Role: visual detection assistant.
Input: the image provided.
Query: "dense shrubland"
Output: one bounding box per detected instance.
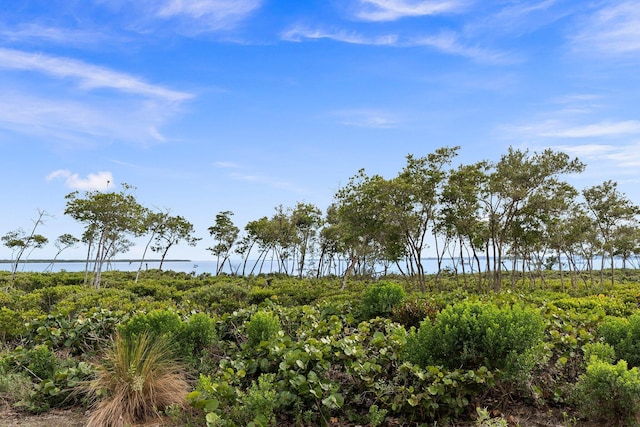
[2,269,640,426]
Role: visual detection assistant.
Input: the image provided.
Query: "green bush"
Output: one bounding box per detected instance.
[246,311,281,347]
[177,312,217,359]
[574,358,640,424]
[599,314,640,367]
[0,344,57,381]
[183,283,249,314]
[391,295,440,328]
[0,307,25,341]
[361,281,405,319]
[119,308,182,340]
[583,342,616,364]
[405,300,544,376]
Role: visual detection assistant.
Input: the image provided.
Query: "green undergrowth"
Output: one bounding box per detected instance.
[2,270,640,425]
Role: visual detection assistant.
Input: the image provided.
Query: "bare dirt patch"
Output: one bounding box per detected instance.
[0,407,87,427]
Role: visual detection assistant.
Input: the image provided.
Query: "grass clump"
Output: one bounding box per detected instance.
[84,332,190,427]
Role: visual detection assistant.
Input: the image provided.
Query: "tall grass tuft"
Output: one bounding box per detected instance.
[84,332,190,427]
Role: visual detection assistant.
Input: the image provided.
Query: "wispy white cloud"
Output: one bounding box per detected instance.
[229,172,304,193]
[0,47,192,102]
[0,89,177,145]
[282,25,508,62]
[572,1,640,55]
[282,26,398,45]
[46,169,114,190]
[98,0,263,35]
[327,109,401,128]
[0,24,114,46]
[553,143,640,168]
[464,0,567,37]
[409,32,513,63]
[514,120,640,138]
[351,0,468,22]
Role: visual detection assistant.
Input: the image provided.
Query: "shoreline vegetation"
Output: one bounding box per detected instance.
[2,269,640,426]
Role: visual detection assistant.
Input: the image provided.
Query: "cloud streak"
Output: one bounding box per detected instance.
[327,109,401,128]
[512,120,640,139]
[103,0,264,35]
[572,1,640,55]
[351,0,468,21]
[0,47,192,102]
[282,25,507,62]
[229,172,304,193]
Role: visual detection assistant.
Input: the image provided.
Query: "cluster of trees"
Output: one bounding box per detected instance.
[3,146,640,290]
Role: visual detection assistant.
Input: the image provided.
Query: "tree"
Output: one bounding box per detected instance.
[150,214,199,272]
[582,180,640,288]
[393,147,459,290]
[439,162,489,291]
[331,169,401,287]
[482,147,585,291]
[64,184,146,288]
[208,211,239,275]
[290,202,323,278]
[1,209,49,284]
[44,233,80,272]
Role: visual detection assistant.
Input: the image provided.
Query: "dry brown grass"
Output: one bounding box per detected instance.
[84,332,189,427]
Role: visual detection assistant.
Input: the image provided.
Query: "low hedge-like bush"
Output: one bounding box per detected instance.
[361,281,405,319]
[405,300,544,377]
[575,358,640,424]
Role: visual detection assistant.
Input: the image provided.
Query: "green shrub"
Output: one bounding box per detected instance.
[246,311,281,347]
[574,358,640,424]
[177,312,217,359]
[599,314,640,367]
[119,309,182,340]
[361,281,405,319]
[0,307,25,341]
[0,369,33,408]
[0,344,57,381]
[405,300,544,376]
[183,283,249,314]
[391,295,439,328]
[583,342,616,364]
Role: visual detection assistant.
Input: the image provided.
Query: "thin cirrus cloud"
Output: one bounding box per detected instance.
[571,1,640,55]
[46,170,114,191]
[0,24,115,46]
[351,0,469,21]
[281,26,399,45]
[0,89,172,145]
[537,120,640,138]
[328,109,401,128]
[282,26,506,63]
[553,143,640,169]
[114,0,264,34]
[0,47,192,102]
[229,172,304,193]
[505,119,640,139]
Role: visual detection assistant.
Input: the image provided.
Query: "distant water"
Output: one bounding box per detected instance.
[0,259,448,275]
[1,257,636,276]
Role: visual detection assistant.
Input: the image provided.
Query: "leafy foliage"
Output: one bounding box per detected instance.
[405,300,545,377]
[360,280,406,319]
[574,358,640,424]
[246,311,281,347]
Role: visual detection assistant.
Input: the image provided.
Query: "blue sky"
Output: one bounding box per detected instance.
[1,0,640,261]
